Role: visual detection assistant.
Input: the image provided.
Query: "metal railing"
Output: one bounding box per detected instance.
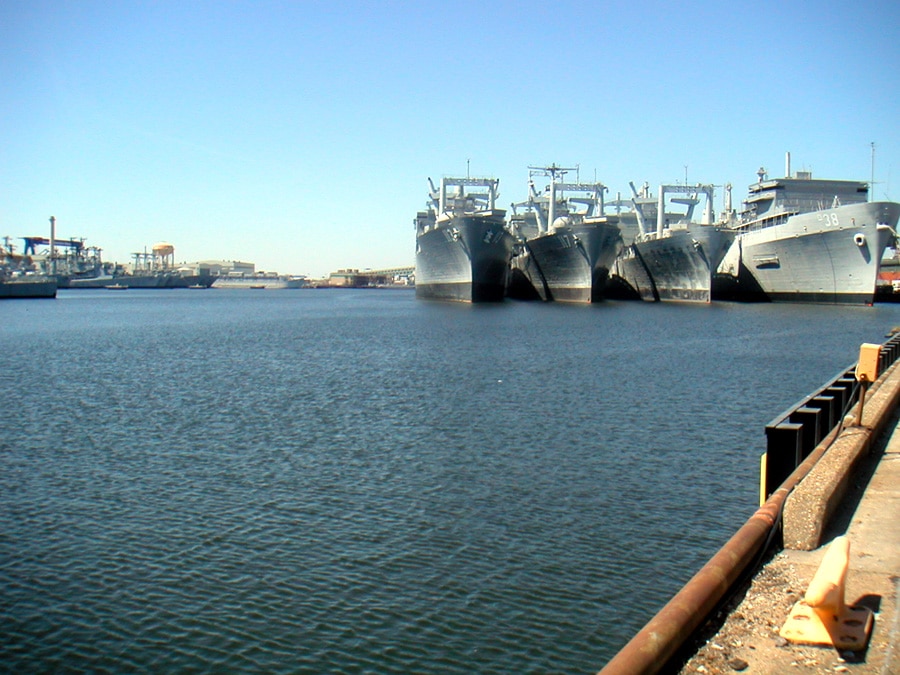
[762,330,900,499]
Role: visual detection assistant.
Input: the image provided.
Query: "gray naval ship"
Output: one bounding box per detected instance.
[415,176,514,302]
[609,182,736,302]
[0,268,57,298]
[715,155,900,304]
[22,231,215,289]
[507,165,622,303]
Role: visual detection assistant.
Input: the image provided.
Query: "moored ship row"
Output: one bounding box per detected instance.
[4,229,310,292]
[416,157,900,305]
[15,233,219,290]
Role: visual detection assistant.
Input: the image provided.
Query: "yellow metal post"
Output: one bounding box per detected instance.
[759,452,767,507]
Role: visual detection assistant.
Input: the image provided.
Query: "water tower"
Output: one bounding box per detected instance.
[152,242,175,270]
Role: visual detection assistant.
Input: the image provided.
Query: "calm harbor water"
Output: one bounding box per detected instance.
[2,289,899,673]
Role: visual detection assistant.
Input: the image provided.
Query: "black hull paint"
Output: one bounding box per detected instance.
[510,222,621,303]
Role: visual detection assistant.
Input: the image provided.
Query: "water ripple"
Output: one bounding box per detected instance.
[2,292,897,673]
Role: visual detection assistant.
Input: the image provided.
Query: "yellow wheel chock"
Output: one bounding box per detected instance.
[779,535,873,650]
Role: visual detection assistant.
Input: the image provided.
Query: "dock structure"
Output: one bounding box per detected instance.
[325,266,414,287]
[678,400,900,674]
[598,334,900,675]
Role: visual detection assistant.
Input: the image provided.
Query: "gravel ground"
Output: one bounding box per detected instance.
[677,434,897,675]
[677,551,876,674]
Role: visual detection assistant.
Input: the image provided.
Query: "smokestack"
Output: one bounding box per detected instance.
[785,152,791,178]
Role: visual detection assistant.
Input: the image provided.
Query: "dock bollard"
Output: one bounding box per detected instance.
[779,536,873,650]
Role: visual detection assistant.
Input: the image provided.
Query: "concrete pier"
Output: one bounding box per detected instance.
[678,367,900,674]
[599,340,900,675]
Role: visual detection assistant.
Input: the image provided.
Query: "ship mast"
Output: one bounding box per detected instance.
[528,164,575,231]
[871,142,875,202]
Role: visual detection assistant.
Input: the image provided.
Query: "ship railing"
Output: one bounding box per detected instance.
[738,211,796,233]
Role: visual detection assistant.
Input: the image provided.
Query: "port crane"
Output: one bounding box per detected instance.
[22,236,86,256]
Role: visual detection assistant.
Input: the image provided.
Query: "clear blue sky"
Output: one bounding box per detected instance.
[2,0,898,277]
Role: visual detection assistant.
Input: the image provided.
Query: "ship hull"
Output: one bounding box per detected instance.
[0,277,57,299]
[524,231,590,303]
[68,274,166,288]
[606,247,659,301]
[630,227,736,302]
[577,221,623,302]
[415,214,513,302]
[62,271,215,288]
[716,201,900,304]
[507,246,549,301]
[212,276,306,289]
[510,222,621,303]
[166,273,216,288]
